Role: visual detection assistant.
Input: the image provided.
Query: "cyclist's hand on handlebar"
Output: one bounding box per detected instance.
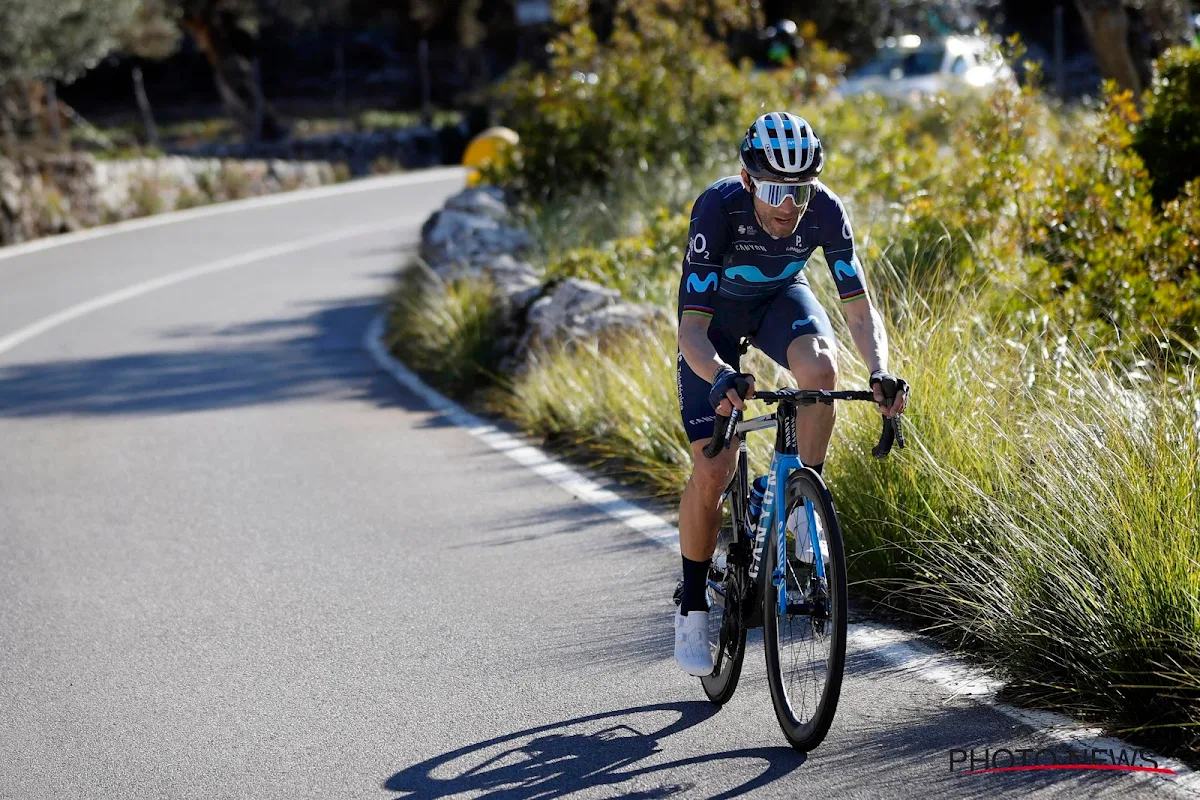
[870,369,909,419]
[709,366,756,417]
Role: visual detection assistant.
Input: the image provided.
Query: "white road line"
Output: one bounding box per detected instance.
[0,221,401,357]
[365,313,1200,795]
[0,166,465,264]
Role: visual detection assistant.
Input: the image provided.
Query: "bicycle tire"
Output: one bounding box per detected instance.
[701,457,751,705]
[762,468,848,751]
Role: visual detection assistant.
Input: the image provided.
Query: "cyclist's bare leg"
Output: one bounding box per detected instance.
[787,334,839,467]
[678,438,738,561]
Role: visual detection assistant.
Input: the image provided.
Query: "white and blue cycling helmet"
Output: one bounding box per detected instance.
[739,112,823,210]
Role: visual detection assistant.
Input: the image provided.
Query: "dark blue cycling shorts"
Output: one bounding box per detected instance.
[677,279,835,443]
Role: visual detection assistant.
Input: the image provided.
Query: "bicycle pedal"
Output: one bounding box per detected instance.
[672,578,683,606]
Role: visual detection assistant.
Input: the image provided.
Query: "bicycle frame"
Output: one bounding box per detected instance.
[736,399,826,620]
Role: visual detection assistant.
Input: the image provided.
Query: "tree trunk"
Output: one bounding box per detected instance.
[1074,0,1144,94]
[180,11,287,144]
[132,65,160,149]
[46,81,62,149]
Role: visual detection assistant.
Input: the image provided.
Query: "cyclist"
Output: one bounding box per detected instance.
[674,111,909,676]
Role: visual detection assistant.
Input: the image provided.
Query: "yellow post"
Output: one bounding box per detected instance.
[461,127,519,186]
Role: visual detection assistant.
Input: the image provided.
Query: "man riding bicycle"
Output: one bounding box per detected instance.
[674,111,909,676]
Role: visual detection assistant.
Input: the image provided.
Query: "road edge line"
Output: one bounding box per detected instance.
[0,166,466,264]
[364,311,1200,793]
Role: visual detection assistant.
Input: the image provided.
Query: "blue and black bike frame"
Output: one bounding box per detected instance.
[739,397,825,619]
[706,387,901,621]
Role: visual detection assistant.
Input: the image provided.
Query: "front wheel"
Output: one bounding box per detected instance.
[763,468,848,751]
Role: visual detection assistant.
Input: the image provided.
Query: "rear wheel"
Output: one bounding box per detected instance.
[701,455,751,705]
[763,468,847,751]
[701,527,748,704]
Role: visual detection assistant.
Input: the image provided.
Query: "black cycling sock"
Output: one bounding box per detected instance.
[808,461,824,475]
[680,555,711,615]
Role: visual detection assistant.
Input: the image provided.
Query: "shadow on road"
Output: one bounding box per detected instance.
[0,296,436,417]
[383,701,805,799]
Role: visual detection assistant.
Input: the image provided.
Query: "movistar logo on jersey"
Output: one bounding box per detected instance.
[725,260,806,283]
[833,259,858,280]
[792,315,818,331]
[687,272,718,293]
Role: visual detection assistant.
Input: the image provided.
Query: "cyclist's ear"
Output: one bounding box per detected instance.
[740,169,752,192]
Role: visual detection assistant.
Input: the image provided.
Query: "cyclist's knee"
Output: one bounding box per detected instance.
[789,336,838,389]
[687,442,736,499]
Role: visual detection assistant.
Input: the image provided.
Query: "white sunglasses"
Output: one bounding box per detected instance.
[747,176,815,208]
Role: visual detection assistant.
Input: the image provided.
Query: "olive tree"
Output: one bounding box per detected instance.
[0,0,139,146]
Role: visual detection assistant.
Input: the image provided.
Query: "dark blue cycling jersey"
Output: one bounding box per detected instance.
[674,175,869,443]
[678,176,866,321]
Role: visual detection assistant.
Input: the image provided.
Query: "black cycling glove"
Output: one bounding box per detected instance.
[709,365,754,411]
[869,369,909,407]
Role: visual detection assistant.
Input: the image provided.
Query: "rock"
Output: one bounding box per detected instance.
[515,278,668,357]
[509,283,548,313]
[576,302,671,337]
[524,278,622,342]
[444,187,509,221]
[488,254,542,301]
[420,208,530,272]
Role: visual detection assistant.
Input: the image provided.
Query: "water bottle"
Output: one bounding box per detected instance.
[748,475,769,533]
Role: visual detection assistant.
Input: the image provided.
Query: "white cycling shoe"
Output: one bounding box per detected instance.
[674,610,714,676]
[787,505,830,564]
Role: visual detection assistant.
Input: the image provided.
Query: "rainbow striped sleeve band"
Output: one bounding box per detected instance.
[682,305,714,319]
[840,288,867,304]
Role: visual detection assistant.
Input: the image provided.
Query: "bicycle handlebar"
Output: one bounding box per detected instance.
[701,409,740,459]
[702,387,906,460]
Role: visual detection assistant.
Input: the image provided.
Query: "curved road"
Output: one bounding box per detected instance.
[0,170,1182,799]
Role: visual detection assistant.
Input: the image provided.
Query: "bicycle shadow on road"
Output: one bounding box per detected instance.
[383,701,805,799]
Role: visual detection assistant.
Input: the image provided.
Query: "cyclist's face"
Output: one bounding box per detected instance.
[742,170,802,238]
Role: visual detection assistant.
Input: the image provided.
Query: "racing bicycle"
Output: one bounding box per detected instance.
[678,381,904,751]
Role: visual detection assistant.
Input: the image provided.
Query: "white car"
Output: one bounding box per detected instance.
[836,35,1013,100]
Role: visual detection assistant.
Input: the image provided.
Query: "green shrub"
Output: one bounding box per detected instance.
[829,291,1200,748]
[1134,46,1200,205]
[544,206,689,304]
[386,266,508,400]
[485,1,835,203]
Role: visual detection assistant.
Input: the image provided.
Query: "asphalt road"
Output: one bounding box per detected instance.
[0,170,1185,799]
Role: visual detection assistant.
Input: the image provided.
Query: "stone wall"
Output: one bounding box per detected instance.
[180,128,444,177]
[0,152,338,247]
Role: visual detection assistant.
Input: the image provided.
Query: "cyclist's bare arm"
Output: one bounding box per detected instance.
[841,289,906,417]
[841,291,888,375]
